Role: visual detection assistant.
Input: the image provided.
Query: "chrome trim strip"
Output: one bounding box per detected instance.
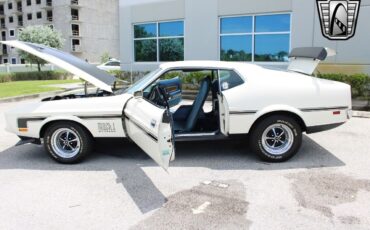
[175,132,218,138]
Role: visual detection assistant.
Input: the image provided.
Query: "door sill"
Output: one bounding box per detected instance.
[174,131,228,142]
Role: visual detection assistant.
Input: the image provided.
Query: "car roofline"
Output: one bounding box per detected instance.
[159,61,262,71]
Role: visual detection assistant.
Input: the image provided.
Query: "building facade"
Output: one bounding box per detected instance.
[119,0,370,74]
[0,0,119,64]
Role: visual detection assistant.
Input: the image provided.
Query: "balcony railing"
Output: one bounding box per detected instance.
[72,30,79,36]
[72,44,82,52]
[47,17,53,22]
[17,7,22,12]
[1,24,6,29]
[71,15,79,21]
[46,1,52,7]
[0,10,4,15]
[71,0,79,5]
[2,49,7,55]
[18,21,23,26]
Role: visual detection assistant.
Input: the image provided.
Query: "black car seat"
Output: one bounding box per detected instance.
[174,77,211,132]
[211,79,219,113]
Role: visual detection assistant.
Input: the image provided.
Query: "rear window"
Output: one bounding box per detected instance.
[219,70,244,91]
[107,61,120,66]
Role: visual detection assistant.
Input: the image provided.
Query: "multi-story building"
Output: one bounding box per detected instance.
[119,0,370,74]
[0,0,119,64]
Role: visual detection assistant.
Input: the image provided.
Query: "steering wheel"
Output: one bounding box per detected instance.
[148,85,168,107]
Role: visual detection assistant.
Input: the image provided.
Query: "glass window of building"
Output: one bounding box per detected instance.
[220,14,291,62]
[27,13,32,20]
[9,29,15,37]
[36,12,42,19]
[27,0,32,6]
[9,16,13,23]
[134,21,184,62]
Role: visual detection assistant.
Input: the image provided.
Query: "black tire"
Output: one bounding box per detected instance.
[249,115,302,162]
[43,122,94,164]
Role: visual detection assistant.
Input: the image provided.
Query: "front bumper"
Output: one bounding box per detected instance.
[16,136,42,146]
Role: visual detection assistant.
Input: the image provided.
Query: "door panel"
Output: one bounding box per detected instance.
[124,98,175,170]
[218,94,229,135]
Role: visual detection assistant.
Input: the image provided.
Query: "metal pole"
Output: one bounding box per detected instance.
[130,63,133,84]
[84,81,88,96]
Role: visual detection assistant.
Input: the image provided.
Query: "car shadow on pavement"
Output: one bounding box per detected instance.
[0,135,345,213]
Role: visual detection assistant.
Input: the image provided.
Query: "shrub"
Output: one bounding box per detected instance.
[161,71,210,84]
[348,74,370,97]
[0,70,72,83]
[108,70,150,83]
[318,73,370,98]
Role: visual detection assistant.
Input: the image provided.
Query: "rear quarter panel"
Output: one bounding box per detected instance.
[225,67,351,134]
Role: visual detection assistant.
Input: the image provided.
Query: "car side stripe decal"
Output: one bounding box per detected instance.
[124,115,158,142]
[17,115,122,129]
[300,106,348,112]
[229,106,348,115]
[18,117,46,128]
[78,115,122,119]
[229,111,257,115]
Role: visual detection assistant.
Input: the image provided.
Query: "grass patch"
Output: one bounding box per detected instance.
[0,80,81,99]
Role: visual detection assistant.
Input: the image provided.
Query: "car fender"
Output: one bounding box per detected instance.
[249,104,306,132]
[36,115,90,138]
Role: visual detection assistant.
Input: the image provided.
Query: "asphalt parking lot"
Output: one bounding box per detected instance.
[0,100,370,230]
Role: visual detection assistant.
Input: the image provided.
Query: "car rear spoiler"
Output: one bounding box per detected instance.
[287,47,336,75]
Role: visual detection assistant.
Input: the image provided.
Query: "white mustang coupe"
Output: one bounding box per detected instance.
[2,41,352,169]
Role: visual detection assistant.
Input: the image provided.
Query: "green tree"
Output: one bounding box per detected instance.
[159,38,184,61]
[100,52,110,63]
[18,25,64,71]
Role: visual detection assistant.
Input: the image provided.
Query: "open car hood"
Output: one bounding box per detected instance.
[1,40,117,92]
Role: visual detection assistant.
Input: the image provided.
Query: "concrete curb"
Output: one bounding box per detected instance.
[353,111,370,119]
[0,90,66,103]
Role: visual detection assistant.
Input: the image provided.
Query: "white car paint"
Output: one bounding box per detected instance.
[1,41,116,92]
[287,47,336,75]
[2,41,352,169]
[97,60,121,71]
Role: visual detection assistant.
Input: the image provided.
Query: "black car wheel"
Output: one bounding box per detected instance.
[43,122,93,164]
[250,115,302,162]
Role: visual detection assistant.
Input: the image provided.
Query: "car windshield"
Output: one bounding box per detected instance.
[115,68,162,94]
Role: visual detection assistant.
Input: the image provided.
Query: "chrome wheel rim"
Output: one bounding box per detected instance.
[51,128,81,158]
[261,124,294,156]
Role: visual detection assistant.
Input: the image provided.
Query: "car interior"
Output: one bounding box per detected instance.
[143,69,220,134]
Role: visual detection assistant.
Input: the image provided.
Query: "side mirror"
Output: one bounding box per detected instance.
[134,90,143,98]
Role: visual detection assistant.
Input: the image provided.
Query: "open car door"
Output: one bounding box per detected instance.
[124,96,175,171]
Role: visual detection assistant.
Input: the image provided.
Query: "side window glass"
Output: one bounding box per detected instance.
[107,61,120,66]
[219,70,244,91]
[143,69,214,108]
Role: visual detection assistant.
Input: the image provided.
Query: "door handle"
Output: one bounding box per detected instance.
[150,119,156,128]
